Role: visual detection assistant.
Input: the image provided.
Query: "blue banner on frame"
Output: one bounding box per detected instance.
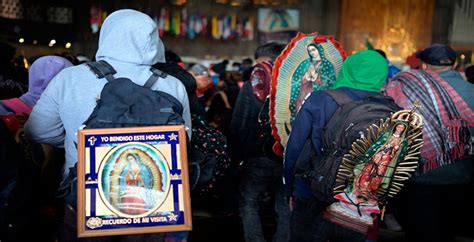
[82,129,186,231]
[85,211,186,230]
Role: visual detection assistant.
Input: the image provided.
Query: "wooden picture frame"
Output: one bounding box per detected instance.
[77,125,192,237]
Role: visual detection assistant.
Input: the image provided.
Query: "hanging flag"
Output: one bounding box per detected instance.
[236,19,244,38]
[218,16,224,39]
[194,14,201,34]
[244,17,254,41]
[243,18,249,40]
[90,6,102,34]
[181,8,187,38]
[170,10,179,35]
[153,15,160,37]
[164,8,170,32]
[202,15,208,35]
[249,17,254,40]
[231,13,237,31]
[170,10,175,34]
[223,16,231,40]
[212,16,218,39]
[158,8,166,37]
[175,10,181,36]
[188,15,196,39]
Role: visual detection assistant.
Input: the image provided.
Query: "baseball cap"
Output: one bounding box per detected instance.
[190,64,209,76]
[416,44,456,66]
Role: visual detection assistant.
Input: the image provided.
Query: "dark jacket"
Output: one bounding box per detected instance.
[0,63,26,100]
[231,81,265,160]
[154,62,204,116]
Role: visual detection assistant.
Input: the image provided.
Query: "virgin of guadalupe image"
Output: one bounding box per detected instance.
[260,9,296,32]
[270,33,345,155]
[326,108,423,232]
[289,43,337,123]
[106,151,166,216]
[334,122,409,218]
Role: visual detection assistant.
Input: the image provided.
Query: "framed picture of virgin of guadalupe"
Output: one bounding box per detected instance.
[77,125,192,237]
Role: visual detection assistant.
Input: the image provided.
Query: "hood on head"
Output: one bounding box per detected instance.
[332,50,388,92]
[22,55,72,107]
[29,56,73,91]
[95,9,165,65]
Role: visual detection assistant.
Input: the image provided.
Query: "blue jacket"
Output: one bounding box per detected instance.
[283,87,379,199]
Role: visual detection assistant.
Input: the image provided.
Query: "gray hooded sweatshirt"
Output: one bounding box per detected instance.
[25,9,191,177]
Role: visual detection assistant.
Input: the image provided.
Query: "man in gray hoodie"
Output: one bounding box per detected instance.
[25,9,191,181]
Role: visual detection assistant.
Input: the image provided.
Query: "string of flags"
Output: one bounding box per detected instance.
[156,8,209,39]
[210,14,254,40]
[89,6,254,41]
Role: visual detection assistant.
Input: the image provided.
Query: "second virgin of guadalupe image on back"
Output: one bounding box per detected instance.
[98,143,171,218]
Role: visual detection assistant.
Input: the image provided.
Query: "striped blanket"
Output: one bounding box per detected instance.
[385,69,474,173]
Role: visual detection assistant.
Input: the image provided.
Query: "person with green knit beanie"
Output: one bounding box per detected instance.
[284,49,393,242]
[332,50,388,92]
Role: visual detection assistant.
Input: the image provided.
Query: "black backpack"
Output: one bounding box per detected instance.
[189,114,231,195]
[57,60,185,207]
[299,89,400,205]
[0,78,26,100]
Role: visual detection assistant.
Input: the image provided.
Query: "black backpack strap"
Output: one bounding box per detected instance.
[143,68,168,89]
[325,89,354,106]
[85,60,117,82]
[257,96,270,123]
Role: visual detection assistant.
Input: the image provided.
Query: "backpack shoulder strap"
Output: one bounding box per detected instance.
[143,68,168,89]
[1,98,32,115]
[85,60,117,82]
[257,96,270,123]
[325,89,353,106]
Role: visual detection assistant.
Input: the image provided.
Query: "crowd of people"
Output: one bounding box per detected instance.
[0,8,473,242]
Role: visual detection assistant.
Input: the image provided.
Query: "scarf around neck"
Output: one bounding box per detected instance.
[385,69,474,172]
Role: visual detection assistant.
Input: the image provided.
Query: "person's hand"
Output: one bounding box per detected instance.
[289,196,295,211]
